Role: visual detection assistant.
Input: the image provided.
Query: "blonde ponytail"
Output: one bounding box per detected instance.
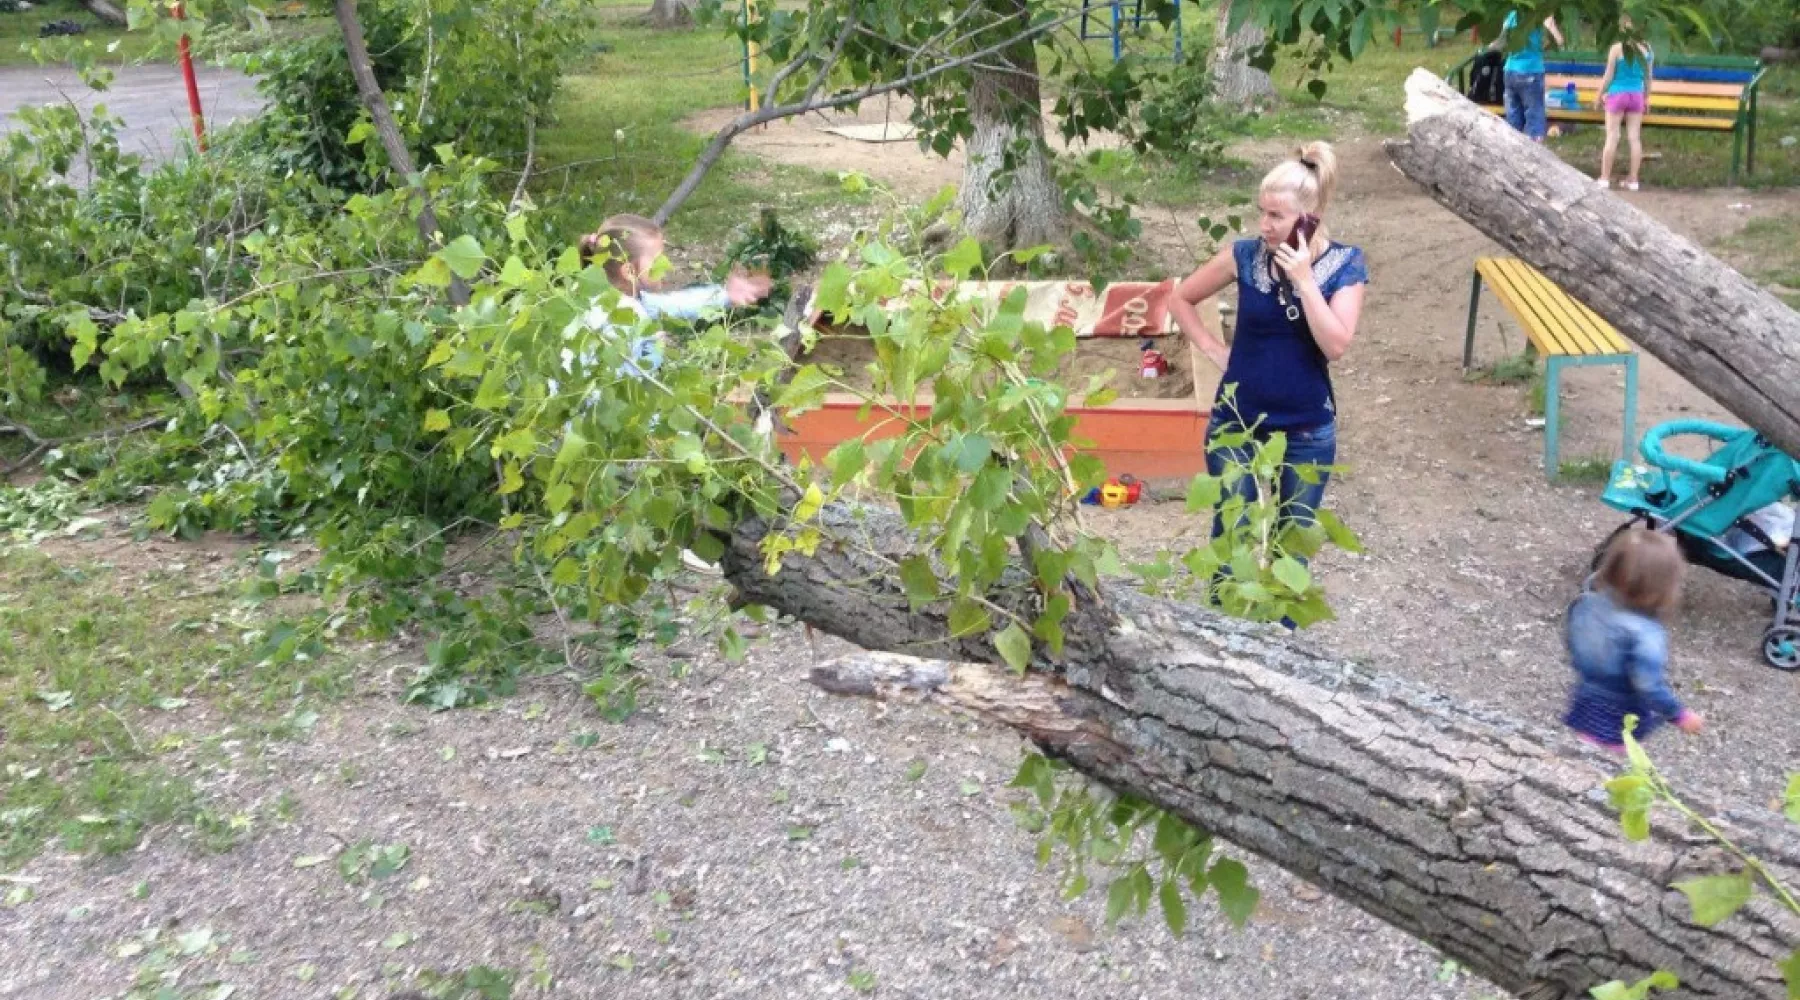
[1260,141,1339,253]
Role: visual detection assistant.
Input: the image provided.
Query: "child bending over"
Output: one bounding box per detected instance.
[1565,527,1702,749]
[567,213,771,382]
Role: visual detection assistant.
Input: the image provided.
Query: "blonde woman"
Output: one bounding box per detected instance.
[1168,142,1368,616]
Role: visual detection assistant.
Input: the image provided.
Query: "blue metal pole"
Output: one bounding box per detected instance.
[1173,0,1183,62]
[1111,0,1122,62]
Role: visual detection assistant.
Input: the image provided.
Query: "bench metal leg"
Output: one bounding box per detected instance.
[1732,120,1744,185]
[1622,352,1639,463]
[1749,90,1759,175]
[1463,270,1483,370]
[1544,356,1563,479]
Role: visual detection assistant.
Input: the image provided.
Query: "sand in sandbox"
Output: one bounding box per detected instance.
[801,330,1198,402]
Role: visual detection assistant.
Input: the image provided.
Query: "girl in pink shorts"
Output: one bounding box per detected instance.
[1596,19,1654,191]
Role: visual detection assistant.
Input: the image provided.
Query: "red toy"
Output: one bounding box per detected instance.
[1139,339,1170,379]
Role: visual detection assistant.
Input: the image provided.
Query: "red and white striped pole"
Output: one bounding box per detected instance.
[173,2,206,150]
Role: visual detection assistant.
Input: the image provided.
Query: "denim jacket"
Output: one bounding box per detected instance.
[1564,590,1683,740]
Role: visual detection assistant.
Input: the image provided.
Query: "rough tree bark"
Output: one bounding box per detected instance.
[331,0,470,307]
[1210,2,1276,108]
[958,0,1066,250]
[719,504,1800,999]
[1386,69,1800,458]
[646,0,699,29]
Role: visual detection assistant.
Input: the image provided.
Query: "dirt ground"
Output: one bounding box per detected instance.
[8,102,1800,1000]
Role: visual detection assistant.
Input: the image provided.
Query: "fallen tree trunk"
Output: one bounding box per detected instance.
[82,0,127,27]
[1385,69,1800,459]
[721,504,1800,999]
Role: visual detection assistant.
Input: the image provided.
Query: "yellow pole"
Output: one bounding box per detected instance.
[747,0,761,113]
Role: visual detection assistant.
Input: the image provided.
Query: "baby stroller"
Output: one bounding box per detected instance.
[1597,420,1800,670]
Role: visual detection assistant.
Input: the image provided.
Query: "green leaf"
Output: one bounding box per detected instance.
[793,483,825,523]
[1605,774,1655,842]
[1105,871,1135,927]
[897,556,940,611]
[947,433,992,475]
[1271,556,1311,594]
[1784,774,1800,825]
[422,409,451,432]
[1185,474,1222,513]
[948,599,992,638]
[776,364,832,412]
[720,627,748,662]
[1209,858,1258,927]
[1158,878,1187,937]
[411,256,453,289]
[1673,872,1752,928]
[439,235,486,280]
[1779,949,1800,1000]
[498,255,533,287]
[968,466,1011,511]
[943,237,983,279]
[827,438,867,488]
[994,623,1032,674]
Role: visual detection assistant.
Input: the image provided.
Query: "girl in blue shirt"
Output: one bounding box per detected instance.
[1168,142,1368,579]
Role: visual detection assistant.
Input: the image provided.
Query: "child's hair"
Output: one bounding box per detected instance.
[1596,527,1684,617]
[579,213,663,285]
[1260,141,1338,251]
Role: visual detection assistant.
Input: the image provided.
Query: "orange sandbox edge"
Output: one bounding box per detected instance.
[776,393,1211,486]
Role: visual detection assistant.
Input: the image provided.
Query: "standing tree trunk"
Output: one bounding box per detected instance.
[1385,70,1800,457]
[646,0,699,28]
[717,502,1800,1000]
[1210,1,1276,108]
[331,0,470,307]
[958,0,1066,250]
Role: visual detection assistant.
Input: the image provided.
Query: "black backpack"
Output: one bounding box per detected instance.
[1466,49,1505,106]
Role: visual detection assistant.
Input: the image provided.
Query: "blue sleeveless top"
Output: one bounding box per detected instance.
[1607,45,1652,95]
[1214,238,1369,432]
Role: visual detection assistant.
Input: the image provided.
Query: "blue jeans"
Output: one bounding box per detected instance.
[1205,422,1337,629]
[1204,421,1337,541]
[1504,71,1547,141]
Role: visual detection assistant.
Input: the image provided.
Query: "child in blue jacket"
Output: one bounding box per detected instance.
[1565,528,1703,749]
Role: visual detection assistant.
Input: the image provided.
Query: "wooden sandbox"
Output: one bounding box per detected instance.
[779,281,1222,486]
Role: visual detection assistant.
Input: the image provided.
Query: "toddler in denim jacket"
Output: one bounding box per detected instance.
[1565,528,1703,749]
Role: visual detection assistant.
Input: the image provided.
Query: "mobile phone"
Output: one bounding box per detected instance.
[1285,213,1321,251]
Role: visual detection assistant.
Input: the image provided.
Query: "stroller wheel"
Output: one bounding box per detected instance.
[1765,625,1800,672]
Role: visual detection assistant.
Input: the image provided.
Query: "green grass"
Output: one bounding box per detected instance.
[531,17,865,256]
[1,2,330,69]
[1557,455,1616,484]
[1074,147,1257,210]
[1466,350,1539,386]
[0,544,342,867]
[0,0,162,67]
[1713,211,1800,308]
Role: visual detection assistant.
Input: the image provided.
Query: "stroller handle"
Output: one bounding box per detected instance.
[1640,419,1744,485]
